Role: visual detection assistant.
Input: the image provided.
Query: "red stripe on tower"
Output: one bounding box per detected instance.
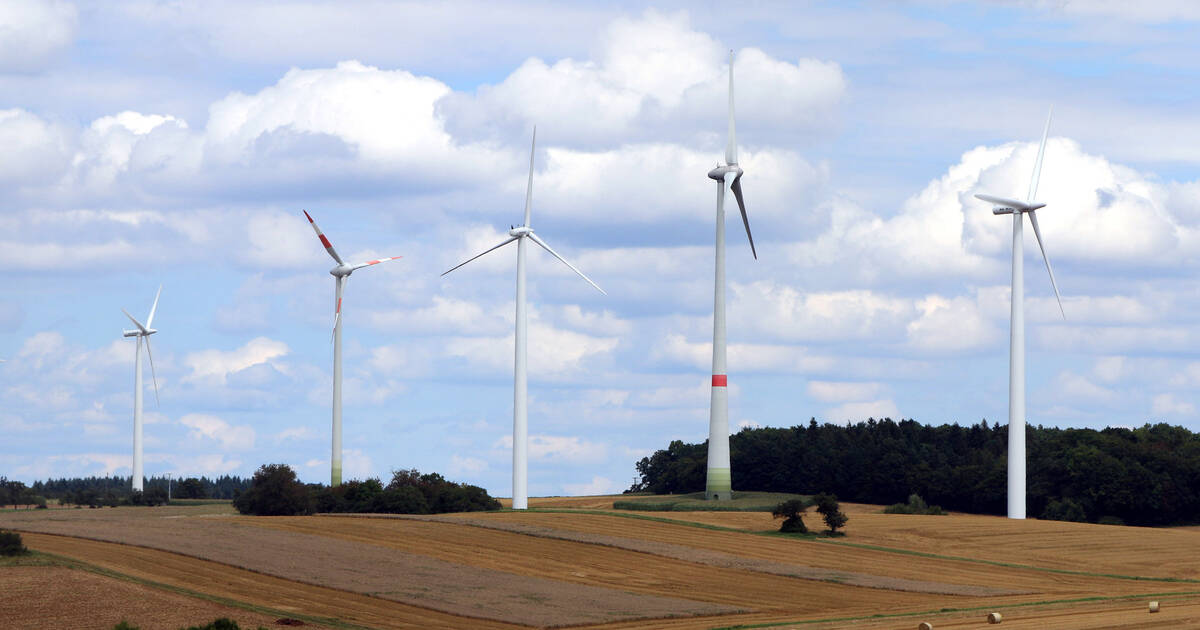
[712,374,727,387]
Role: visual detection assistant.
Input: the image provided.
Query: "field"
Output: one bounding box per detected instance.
[3,497,1200,629]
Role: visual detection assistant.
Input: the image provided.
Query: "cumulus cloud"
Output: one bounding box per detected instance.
[183,337,289,385]
[561,475,619,496]
[179,413,256,450]
[825,399,902,423]
[0,0,77,73]
[807,381,885,403]
[494,434,607,463]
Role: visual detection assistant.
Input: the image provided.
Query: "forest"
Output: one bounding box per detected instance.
[628,419,1200,526]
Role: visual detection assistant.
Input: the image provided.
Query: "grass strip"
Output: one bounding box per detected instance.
[520,508,1200,584]
[709,590,1200,629]
[8,549,369,630]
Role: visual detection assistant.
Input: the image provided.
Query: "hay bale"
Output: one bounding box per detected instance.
[987,612,1003,623]
[918,623,933,630]
[1149,601,1160,613]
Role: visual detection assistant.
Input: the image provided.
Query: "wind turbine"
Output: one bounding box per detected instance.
[303,210,402,487]
[442,128,605,510]
[121,286,162,493]
[975,107,1064,520]
[704,51,757,501]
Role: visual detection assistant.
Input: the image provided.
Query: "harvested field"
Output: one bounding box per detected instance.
[1,510,733,627]
[0,565,305,630]
[5,503,1200,629]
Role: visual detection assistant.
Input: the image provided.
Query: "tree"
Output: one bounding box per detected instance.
[233,464,312,516]
[0,530,28,556]
[177,478,207,499]
[772,499,809,533]
[814,493,848,533]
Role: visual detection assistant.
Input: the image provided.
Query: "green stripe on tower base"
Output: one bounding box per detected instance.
[706,468,731,500]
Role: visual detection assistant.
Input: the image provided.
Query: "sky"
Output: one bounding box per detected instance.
[4,0,1200,497]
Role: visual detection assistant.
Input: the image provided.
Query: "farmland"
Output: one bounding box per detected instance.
[3,498,1200,629]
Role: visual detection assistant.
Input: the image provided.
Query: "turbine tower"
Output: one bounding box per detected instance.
[705,51,757,501]
[974,107,1064,519]
[121,286,162,493]
[442,128,605,510]
[303,210,402,486]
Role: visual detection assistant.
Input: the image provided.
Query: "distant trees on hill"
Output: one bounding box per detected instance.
[30,474,250,504]
[232,464,501,516]
[629,419,1200,526]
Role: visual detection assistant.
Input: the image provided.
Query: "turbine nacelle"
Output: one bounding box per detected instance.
[508,226,533,238]
[707,164,743,181]
[329,264,354,278]
[123,329,156,338]
[976,193,1046,215]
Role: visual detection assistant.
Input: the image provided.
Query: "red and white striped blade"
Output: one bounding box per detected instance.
[303,210,344,265]
[351,256,402,271]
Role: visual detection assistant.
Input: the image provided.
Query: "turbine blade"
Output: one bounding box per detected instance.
[303,210,345,265]
[122,308,149,334]
[527,233,606,295]
[146,284,162,328]
[1027,210,1065,319]
[726,50,737,166]
[1027,106,1053,202]
[524,127,536,228]
[145,337,160,407]
[729,174,756,260]
[975,194,1034,212]
[331,276,345,344]
[441,236,519,276]
[350,256,402,271]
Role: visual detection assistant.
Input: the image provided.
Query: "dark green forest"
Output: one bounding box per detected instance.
[629,419,1200,526]
[21,475,251,506]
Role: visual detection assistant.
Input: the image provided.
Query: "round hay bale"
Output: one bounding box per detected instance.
[1149,601,1160,613]
[919,623,933,630]
[987,612,1003,624]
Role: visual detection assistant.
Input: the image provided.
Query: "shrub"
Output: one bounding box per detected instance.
[1041,498,1087,523]
[0,530,28,556]
[883,493,946,515]
[814,493,848,534]
[772,499,809,533]
[1098,515,1126,526]
[233,464,312,516]
[111,622,139,630]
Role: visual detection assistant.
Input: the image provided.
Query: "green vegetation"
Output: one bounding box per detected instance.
[814,493,848,534]
[234,464,312,516]
[883,493,947,515]
[0,530,28,556]
[312,469,500,514]
[629,419,1200,526]
[613,491,808,512]
[1,477,46,508]
[771,499,809,533]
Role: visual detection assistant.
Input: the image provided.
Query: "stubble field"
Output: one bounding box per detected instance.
[3,496,1200,629]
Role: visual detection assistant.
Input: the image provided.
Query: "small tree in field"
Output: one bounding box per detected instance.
[814,493,848,534]
[0,530,28,556]
[772,499,809,533]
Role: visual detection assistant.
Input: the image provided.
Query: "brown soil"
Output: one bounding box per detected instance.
[0,565,303,630]
[1,510,736,628]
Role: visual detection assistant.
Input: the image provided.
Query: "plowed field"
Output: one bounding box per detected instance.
[4,499,1200,629]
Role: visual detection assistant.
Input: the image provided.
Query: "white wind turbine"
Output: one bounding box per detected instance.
[442,128,605,510]
[304,210,402,487]
[974,107,1064,520]
[121,286,162,492]
[705,51,757,501]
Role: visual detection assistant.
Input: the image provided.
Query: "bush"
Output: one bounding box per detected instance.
[1098,515,1126,526]
[1041,498,1087,522]
[814,493,848,534]
[309,469,500,515]
[0,530,28,556]
[883,493,946,515]
[772,499,809,533]
[233,464,312,516]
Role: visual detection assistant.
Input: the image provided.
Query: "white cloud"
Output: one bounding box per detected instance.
[562,475,619,496]
[906,294,1001,353]
[0,109,72,185]
[449,455,488,475]
[179,413,256,450]
[493,434,607,463]
[0,0,77,72]
[807,381,885,403]
[275,426,317,442]
[1152,393,1195,417]
[183,337,289,385]
[825,399,901,422]
[445,319,617,376]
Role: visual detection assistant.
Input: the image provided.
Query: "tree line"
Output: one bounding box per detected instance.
[629,419,1200,526]
[30,474,251,504]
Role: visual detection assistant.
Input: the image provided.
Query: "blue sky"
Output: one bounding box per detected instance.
[4,1,1200,497]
